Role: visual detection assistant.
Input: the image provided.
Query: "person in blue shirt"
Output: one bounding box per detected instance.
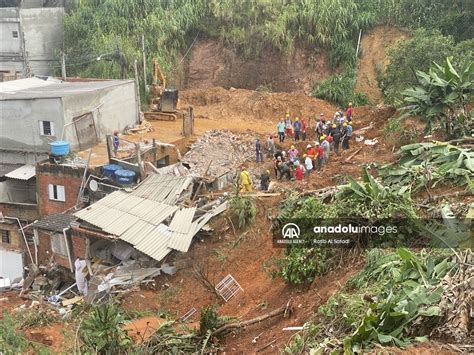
[293,118,302,141]
[277,120,286,143]
[113,129,119,156]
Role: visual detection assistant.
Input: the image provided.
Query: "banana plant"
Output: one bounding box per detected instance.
[400,56,473,137]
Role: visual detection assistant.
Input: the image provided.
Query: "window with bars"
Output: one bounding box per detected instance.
[39,121,55,136]
[1,230,10,244]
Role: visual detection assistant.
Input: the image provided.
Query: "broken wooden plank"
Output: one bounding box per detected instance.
[62,295,83,306]
[344,147,362,163]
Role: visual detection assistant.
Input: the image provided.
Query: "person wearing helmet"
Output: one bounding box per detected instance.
[239,165,253,192]
[341,122,352,150]
[260,169,271,191]
[346,102,354,122]
[277,119,286,143]
[293,117,301,141]
[303,153,313,177]
[306,143,316,168]
[301,117,308,141]
[285,113,293,138]
[294,160,304,181]
[288,145,299,163]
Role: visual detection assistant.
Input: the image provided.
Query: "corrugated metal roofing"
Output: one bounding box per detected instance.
[169,207,196,234]
[134,224,172,262]
[132,174,193,204]
[73,174,227,261]
[5,165,36,180]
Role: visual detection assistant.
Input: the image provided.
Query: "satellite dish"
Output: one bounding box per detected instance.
[89,179,99,192]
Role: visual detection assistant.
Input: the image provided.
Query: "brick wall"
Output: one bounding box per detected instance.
[36,229,87,270]
[37,163,85,216]
[0,202,39,221]
[0,221,22,252]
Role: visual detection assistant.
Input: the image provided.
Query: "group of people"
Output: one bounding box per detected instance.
[242,104,355,191]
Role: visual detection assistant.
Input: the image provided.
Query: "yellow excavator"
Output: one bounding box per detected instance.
[144,59,183,121]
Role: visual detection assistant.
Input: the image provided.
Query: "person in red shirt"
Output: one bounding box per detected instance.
[294,162,304,181]
[346,102,354,122]
[316,142,324,173]
[306,144,316,168]
[301,118,308,141]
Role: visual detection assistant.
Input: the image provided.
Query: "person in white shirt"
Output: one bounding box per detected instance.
[303,154,313,177]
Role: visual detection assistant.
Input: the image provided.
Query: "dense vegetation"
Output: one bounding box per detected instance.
[63,0,473,109]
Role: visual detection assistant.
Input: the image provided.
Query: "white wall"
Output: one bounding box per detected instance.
[62,81,138,150]
[0,249,24,280]
[0,97,64,153]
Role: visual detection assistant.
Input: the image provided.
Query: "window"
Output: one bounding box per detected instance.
[157,155,170,168]
[12,31,18,38]
[51,233,68,257]
[1,230,10,244]
[25,231,34,244]
[39,121,55,136]
[48,184,65,202]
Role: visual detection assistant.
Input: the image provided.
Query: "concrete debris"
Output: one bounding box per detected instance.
[364,138,378,145]
[161,263,177,275]
[182,130,255,180]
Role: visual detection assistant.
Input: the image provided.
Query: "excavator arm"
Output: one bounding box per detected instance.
[152,59,166,88]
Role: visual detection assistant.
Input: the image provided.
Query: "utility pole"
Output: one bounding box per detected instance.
[133,59,141,124]
[142,34,147,89]
[61,50,67,80]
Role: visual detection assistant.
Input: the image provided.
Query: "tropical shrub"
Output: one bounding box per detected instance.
[400,57,473,137]
[229,194,257,229]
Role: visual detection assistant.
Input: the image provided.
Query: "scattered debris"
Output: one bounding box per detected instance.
[182,130,255,180]
[180,307,197,322]
[215,274,243,302]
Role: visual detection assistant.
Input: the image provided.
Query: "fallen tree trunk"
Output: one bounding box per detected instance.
[211,300,293,337]
[344,147,362,163]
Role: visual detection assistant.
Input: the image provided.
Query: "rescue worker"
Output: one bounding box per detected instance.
[113,129,119,156]
[306,143,316,168]
[315,114,324,141]
[288,145,299,163]
[304,153,313,177]
[342,122,353,150]
[332,123,341,155]
[239,165,253,192]
[279,161,291,180]
[267,135,276,157]
[256,137,263,162]
[301,117,308,141]
[294,161,304,181]
[321,135,330,164]
[293,117,301,141]
[285,114,293,138]
[346,102,354,122]
[316,141,324,173]
[277,119,285,143]
[260,170,271,191]
[273,155,281,178]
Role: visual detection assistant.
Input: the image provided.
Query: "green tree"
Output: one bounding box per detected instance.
[380,29,455,104]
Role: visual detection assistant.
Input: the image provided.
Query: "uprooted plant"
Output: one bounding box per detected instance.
[378,142,474,194]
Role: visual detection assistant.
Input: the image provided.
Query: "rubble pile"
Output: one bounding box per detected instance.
[182,130,256,179]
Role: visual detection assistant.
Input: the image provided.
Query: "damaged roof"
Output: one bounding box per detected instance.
[132,174,193,204]
[32,213,77,233]
[73,173,227,262]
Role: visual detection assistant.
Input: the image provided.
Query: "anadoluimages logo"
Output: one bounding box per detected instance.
[282,223,300,239]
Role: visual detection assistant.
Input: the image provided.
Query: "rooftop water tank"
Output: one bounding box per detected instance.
[114,169,136,185]
[102,164,122,179]
[50,141,70,156]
